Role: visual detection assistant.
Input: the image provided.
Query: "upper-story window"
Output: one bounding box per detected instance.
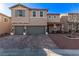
[69,16,72,18]
[16,10,25,17]
[48,16,51,18]
[4,18,8,22]
[40,11,43,17]
[32,11,36,17]
[53,16,56,18]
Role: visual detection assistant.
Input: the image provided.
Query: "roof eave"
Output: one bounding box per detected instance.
[9,3,30,9]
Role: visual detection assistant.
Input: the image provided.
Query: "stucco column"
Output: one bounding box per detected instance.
[78,24,79,32]
[12,26,14,32]
[68,24,70,32]
[61,24,64,33]
[71,23,76,33]
[45,26,48,35]
[53,24,57,33]
[72,23,74,31]
[24,26,26,35]
[10,26,15,35]
[75,23,77,32]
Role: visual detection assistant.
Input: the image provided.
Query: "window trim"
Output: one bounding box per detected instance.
[15,10,25,17]
[40,11,43,17]
[4,18,8,22]
[53,16,56,18]
[32,10,36,17]
[48,16,51,18]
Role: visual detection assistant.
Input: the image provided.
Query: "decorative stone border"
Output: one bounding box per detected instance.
[64,36,79,39]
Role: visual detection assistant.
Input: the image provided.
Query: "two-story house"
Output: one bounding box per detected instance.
[67,13,79,32]
[2,3,79,35]
[9,4,47,35]
[0,13,11,36]
[60,13,79,33]
[47,14,61,33]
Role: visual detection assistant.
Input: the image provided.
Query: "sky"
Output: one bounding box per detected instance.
[0,3,79,16]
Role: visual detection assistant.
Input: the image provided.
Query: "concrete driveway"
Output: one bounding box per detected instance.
[0,35,58,49]
[1,35,79,56]
[0,35,60,56]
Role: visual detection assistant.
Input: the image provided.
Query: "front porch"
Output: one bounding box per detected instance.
[47,22,64,34]
[47,22,79,34]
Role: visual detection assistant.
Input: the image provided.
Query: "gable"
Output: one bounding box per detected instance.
[9,4,30,9]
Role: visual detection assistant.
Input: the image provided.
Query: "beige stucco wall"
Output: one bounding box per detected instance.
[67,14,79,31]
[11,6,30,24]
[47,14,60,22]
[11,6,47,26]
[60,15,69,32]
[48,25,60,33]
[60,14,79,32]
[0,14,11,35]
[47,14,61,33]
[68,14,79,22]
[0,23,11,35]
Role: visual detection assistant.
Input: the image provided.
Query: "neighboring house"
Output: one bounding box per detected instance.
[67,13,79,32]
[0,13,11,36]
[60,14,69,33]
[60,13,79,33]
[9,4,47,35]
[47,14,61,33]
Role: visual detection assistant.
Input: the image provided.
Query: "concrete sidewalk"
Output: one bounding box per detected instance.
[0,48,79,56]
[0,48,61,56]
[50,49,79,56]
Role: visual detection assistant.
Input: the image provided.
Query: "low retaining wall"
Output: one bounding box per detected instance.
[49,34,79,49]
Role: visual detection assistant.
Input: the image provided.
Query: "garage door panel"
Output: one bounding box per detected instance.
[27,26,45,35]
[15,26,24,35]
